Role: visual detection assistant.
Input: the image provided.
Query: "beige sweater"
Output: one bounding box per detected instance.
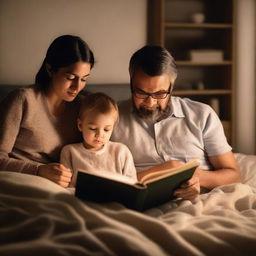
[60,141,137,187]
[0,86,82,175]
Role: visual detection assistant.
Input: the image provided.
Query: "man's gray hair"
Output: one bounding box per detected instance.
[129,45,177,80]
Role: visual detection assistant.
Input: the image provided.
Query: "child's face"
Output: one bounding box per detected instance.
[77,110,117,151]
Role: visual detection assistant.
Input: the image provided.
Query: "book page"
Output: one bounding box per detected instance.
[140,160,199,184]
[77,169,137,186]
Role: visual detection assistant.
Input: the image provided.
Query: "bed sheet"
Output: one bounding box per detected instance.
[0,153,256,256]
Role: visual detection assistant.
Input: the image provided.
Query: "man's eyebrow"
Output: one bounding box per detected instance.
[135,88,146,93]
[135,87,168,93]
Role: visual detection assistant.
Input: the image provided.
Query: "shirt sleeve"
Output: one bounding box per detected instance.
[119,144,138,182]
[0,89,40,175]
[202,106,232,156]
[60,146,73,169]
[60,145,77,187]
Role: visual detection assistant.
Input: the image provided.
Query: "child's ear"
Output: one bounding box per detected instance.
[77,118,82,131]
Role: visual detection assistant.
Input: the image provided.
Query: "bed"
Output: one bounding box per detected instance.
[1,153,256,256]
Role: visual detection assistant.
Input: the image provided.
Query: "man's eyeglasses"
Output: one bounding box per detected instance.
[132,87,172,100]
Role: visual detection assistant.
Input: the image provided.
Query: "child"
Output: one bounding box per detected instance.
[60,92,137,187]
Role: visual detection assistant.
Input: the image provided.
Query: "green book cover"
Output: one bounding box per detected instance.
[75,160,199,211]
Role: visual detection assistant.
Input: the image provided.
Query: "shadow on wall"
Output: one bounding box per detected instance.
[0,84,131,103]
[81,83,131,102]
[0,85,20,102]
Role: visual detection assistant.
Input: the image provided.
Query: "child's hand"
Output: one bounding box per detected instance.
[37,163,72,188]
[173,175,200,201]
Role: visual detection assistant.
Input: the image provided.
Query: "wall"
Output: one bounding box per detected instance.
[1,0,256,154]
[0,0,147,85]
[235,0,256,154]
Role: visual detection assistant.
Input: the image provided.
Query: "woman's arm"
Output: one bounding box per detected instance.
[0,89,73,187]
[0,89,40,174]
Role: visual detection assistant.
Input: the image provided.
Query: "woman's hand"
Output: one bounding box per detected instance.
[173,172,200,201]
[38,163,72,188]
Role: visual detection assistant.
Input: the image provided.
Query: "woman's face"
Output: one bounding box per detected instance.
[48,61,91,102]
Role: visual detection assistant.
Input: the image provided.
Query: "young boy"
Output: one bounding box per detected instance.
[60,92,137,187]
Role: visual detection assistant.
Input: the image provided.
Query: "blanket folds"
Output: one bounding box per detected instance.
[1,153,256,255]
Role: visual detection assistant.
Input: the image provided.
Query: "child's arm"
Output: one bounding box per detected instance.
[120,145,138,182]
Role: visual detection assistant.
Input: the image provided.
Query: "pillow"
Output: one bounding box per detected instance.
[0,171,69,194]
[235,153,256,187]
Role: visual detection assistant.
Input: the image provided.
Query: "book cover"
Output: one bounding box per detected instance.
[75,160,199,211]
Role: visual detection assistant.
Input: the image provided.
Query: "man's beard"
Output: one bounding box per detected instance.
[133,101,172,121]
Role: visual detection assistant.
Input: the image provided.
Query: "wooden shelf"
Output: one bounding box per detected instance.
[176,61,233,66]
[147,0,235,144]
[165,22,233,29]
[172,89,232,96]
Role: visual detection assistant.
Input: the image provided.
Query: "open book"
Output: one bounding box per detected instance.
[75,160,199,211]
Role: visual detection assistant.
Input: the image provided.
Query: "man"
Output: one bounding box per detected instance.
[111,45,240,200]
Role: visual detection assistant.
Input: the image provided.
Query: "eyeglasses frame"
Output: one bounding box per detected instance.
[132,84,173,100]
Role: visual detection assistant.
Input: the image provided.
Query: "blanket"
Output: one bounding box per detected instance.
[1,153,256,256]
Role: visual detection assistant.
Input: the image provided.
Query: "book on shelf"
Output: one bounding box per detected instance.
[189,49,224,63]
[75,160,199,211]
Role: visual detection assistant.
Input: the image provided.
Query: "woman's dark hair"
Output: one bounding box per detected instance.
[129,45,177,78]
[35,35,94,91]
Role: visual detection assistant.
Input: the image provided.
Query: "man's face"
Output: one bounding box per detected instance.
[131,69,174,121]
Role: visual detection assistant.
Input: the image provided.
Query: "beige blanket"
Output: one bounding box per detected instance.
[0,153,256,256]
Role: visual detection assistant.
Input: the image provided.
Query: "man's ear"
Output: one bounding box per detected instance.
[77,118,82,131]
[170,74,177,86]
[45,63,53,77]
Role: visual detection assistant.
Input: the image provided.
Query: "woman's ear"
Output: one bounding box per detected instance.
[45,63,52,77]
[77,118,82,131]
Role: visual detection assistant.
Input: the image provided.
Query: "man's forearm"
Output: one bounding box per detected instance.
[196,167,241,189]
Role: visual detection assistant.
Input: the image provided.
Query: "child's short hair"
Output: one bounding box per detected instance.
[79,92,119,121]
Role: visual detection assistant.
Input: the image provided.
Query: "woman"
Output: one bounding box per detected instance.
[0,35,94,187]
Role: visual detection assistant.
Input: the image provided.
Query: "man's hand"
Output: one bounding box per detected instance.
[38,163,72,188]
[174,174,200,201]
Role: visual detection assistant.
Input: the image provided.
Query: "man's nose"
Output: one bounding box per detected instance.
[143,96,156,107]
